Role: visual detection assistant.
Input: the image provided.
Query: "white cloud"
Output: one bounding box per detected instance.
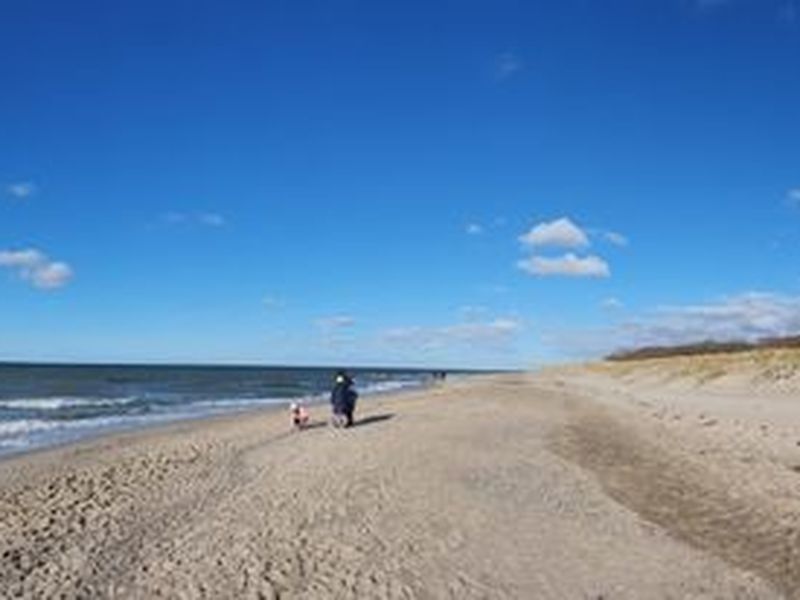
[602,297,624,310]
[0,248,73,290]
[517,218,617,280]
[29,262,73,290]
[544,292,800,358]
[787,188,800,207]
[604,231,629,247]
[517,253,610,278]
[466,223,483,235]
[445,318,522,344]
[495,52,523,80]
[624,292,800,347]
[381,317,523,351]
[0,249,45,269]
[159,212,226,227]
[450,318,521,339]
[480,284,510,295]
[519,217,590,249]
[6,182,36,200]
[198,213,226,227]
[316,315,356,330]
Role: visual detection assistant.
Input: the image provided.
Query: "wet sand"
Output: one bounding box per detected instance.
[1,367,796,598]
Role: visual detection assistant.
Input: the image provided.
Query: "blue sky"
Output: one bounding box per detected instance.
[2,0,800,368]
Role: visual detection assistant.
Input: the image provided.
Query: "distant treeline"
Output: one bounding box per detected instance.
[606,336,800,361]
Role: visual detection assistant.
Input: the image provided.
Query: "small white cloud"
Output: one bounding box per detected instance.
[6,182,36,200]
[479,284,510,295]
[0,248,73,290]
[0,249,45,269]
[381,317,522,351]
[466,223,483,235]
[159,212,226,227]
[519,217,590,249]
[29,261,73,290]
[446,318,522,341]
[602,297,624,310]
[517,253,610,278]
[604,231,629,247]
[198,213,226,227]
[496,52,523,80]
[316,315,356,330]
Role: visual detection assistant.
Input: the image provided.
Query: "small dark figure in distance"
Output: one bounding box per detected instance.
[432,370,447,383]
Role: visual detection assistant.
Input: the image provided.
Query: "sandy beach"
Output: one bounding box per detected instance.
[2,358,800,599]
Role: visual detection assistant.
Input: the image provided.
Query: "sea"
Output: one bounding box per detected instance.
[0,364,437,457]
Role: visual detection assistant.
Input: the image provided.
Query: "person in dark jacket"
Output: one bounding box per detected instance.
[330,371,357,427]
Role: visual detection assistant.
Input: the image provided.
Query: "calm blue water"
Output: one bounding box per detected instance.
[0,364,434,456]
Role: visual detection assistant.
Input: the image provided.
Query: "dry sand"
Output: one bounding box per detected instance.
[2,360,799,599]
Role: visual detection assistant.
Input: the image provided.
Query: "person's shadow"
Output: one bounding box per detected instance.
[351,413,394,428]
[300,413,395,431]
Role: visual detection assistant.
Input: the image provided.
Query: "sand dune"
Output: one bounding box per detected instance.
[1,369,796,598]
[592,347,800,396]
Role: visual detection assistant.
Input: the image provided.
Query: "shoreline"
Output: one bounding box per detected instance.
[0,379,442,465]
[0,377,441,462]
